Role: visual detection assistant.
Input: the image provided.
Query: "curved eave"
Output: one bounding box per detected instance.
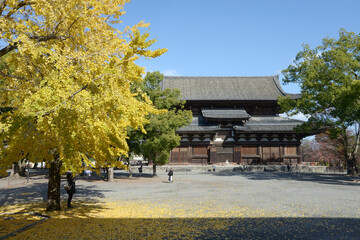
[162,75,300,101]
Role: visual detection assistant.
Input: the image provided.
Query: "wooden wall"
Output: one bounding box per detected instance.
[170,145,300,164]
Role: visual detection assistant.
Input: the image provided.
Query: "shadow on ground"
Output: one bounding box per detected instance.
[0,181,109,206]
[3,216,360,240]
[77,171,154,181]
[207,171,360,186]
[0,200,108,239]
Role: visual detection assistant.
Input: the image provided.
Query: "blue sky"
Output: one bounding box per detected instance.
[120,0,360,94]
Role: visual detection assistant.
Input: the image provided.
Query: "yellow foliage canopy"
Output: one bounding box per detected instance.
[0,0,167,175]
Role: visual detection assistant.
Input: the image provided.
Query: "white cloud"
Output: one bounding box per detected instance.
[280,112,309,121]
[161,69,181,76]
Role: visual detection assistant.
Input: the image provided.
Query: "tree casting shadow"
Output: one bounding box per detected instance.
[0,180,110,206]
[4,217,360,240]
[207,171,360,186]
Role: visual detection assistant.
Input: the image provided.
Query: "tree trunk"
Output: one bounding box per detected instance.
[19,164,26,176]
[107,167,114,182]
[346,158,353,175]
[46,155,62,212]
[346,156,357,175]
[347,157,357,175]
[352,124,359,174]
[128,166,132,178]
[153,164,157,177]
[10,162,20,176]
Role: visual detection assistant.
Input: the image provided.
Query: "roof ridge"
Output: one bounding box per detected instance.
[164,75,278,78]
[271,75,287,96]
[162,75,296,101]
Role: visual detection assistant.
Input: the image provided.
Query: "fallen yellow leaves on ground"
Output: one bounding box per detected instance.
[0,199,274,239]
[1,199,359,239]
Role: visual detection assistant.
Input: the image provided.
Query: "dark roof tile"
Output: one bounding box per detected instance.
[202,108,250,119]
[234,116,304,132]
[162,76,299,101]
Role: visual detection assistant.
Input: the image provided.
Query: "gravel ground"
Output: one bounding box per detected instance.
[1,169,360,239]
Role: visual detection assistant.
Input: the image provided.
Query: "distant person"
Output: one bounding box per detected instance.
[212,164,216,172]
[287,163,291,172]
[65,173,76,208]
[138,165,143,177]
[168,168,173,183]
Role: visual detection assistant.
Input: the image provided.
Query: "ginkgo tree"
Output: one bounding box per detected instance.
[0,0,166,211]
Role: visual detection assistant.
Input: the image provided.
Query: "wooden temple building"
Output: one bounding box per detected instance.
[162,76,307,165]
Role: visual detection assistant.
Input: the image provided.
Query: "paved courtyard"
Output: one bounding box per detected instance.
[1,169,360,239]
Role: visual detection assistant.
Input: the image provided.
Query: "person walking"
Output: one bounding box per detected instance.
[168,168,173,183]
[138,165,143,177]
[66,173,76,208]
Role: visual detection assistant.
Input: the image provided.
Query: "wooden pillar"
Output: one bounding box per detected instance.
[210,145,216,163]
[188,146,192,163]
[234,146,241,163]
[296,145,300,163]
[258,145,262,163]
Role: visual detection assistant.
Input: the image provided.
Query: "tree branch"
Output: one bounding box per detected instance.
[42,84,89,117]
[351,122,360,158]
[4,0,35,18]
[0,35,69,58]
[66,17,80,34]
[0,43,18,58]
[0,70,28,81]
[30,35,69,42]
[41,75,104,117]
[0,0,6,15]
[69,84,88,99]
[0,87,17,91]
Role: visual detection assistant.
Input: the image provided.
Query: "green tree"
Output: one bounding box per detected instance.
[279,29,360,175]
[0,0,166,211]
[129,71,192,176]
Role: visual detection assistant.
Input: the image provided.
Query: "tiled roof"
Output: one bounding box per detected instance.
[234,116,304,132]
[177,115,304,133]
[177,117,219,132]
[202,108,250,120]
[162,76,299,101]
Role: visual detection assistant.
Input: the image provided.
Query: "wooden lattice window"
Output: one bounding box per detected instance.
[216,147,233,162]
[171,148,180,163]
[193,146,208,155]
[284,146,297,155]
[241,146,257,155]
[171,147,189,163]
[262,147,280,161]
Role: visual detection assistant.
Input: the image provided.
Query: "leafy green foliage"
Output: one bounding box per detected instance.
[279,29,360,174]
[129,71,192,168]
